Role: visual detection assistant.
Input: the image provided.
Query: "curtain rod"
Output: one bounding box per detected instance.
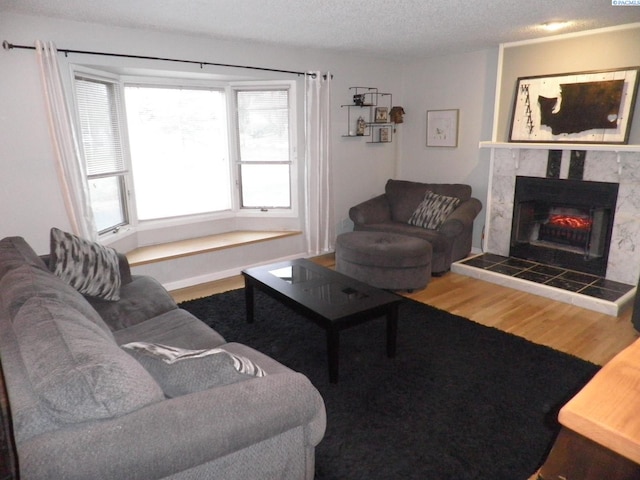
[2,40,318,77]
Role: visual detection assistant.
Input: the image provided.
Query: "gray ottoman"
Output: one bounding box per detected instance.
[336,231,432,291]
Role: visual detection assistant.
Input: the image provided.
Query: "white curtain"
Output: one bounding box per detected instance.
[305,72,334,255]
[36,40,97,240]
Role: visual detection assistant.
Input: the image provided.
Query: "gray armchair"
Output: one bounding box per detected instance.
[349,179,482,274]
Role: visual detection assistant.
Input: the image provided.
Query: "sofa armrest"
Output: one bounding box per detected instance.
[19,372,325,480]
[349,194,392,225]
[439,198,483,237]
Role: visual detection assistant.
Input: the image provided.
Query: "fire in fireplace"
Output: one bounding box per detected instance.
[538,208,593,248]
[510,176,618,276]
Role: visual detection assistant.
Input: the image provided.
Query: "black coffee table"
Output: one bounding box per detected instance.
[242,258,402,383]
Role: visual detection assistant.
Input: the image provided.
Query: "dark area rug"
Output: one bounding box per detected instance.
[180,289,599,480]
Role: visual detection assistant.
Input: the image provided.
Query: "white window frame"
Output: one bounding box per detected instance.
[230,80,299,219]
[70,66,136,236]
[69,65,300,245]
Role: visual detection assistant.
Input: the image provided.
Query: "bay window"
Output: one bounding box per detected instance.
[72,68,297,237]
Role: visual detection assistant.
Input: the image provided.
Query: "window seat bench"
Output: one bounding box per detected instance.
[126,230,302,267]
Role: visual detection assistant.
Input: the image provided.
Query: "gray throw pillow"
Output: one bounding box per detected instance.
[49,227,121,301]
[408,191,461,230]
[122,342,266,398]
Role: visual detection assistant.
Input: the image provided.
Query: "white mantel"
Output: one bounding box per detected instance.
[481,145,640,286]
[480,142,640,153]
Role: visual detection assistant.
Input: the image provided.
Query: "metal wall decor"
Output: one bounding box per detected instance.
[509,67,640,144]
[342,87,395,143]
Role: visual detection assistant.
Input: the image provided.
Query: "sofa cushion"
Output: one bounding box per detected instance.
[0,236,48,280]
[122,342,265,397]
[386,180,431,222]
[114,308,226,349]
[87,275,179,331]
[408,191,461,230]
[14,297,164,424]
[0,264,113,336]
[49,227,121,301]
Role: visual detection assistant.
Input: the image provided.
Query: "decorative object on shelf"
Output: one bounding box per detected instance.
[356,116,366,136]
[379,127,391,143]
[375,107,389,123]
[509,67,640,144]
[353,94,366,106]
[390,106,405,124]
[427,109,459,147]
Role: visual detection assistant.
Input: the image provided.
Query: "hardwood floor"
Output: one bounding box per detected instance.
[169,254,638,366]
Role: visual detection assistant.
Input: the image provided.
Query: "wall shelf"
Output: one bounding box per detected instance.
[342,86,394,142]
[479,141,640,153]
[367,123,393,143]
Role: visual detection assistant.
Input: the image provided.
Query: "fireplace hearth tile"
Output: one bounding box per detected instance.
[546,277,586,292]
[487,263,523,276]
[503,257,537,269]
[592,278,635,293]
[482,253,509,263]
[530,264,565,277]
[452,253,636,316]
[463,256,502,269]
[559,270,599,284]
[581,285,630,302]
[515,270,554,283]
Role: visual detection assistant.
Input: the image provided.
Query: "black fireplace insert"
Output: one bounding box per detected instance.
[510,176,618,276]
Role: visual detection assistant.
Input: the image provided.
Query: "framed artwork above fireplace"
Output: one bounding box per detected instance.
[509,67,640,145]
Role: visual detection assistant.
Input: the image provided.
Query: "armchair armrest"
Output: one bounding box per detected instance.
[439,198,483,237]
[349,194,392,225]
[20,372,326,480]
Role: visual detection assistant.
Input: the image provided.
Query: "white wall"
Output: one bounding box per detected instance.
[398,49,499,249]
[0,13,404,258]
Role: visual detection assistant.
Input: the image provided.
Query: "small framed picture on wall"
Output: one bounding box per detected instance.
[427,109,459,147]
[375,107,389,123]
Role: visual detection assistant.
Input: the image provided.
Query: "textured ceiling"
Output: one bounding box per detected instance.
[2,0,640,59]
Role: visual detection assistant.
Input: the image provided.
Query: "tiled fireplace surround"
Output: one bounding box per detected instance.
[452,148,640,315]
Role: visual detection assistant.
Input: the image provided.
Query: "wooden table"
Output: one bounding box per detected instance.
[242,258,402,383]
[538,338,640,479]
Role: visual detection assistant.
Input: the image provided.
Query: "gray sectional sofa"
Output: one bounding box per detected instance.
[349,179,483,274]
[0,235,326,480]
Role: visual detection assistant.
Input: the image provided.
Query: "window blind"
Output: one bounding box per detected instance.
[236,89,289,163]
[75,77,126,176]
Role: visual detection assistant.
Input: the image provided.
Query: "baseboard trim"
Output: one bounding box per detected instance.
[163,252,307,292]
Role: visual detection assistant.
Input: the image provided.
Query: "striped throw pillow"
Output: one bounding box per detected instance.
[49,227,121,301]
[122,342,266,398]
[408,191,461,230]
